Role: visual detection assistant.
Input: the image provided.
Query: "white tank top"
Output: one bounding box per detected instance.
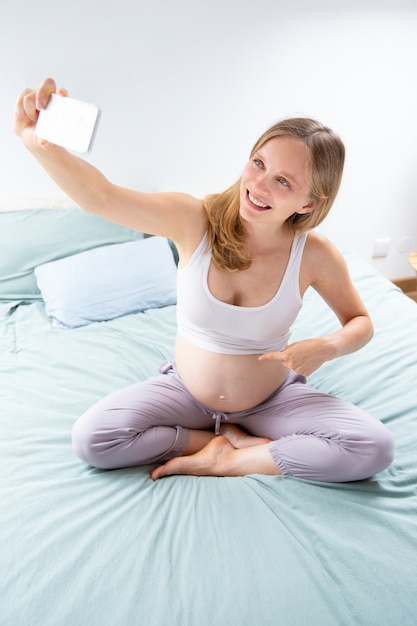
[176,232,307,355]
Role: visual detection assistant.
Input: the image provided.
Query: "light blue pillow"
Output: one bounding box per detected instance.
[0,205,143,302]
[34,236,177,328]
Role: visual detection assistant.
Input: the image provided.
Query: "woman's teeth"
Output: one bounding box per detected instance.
[248,192,270,209]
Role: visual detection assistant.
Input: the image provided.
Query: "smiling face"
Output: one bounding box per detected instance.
[239,136,315,228]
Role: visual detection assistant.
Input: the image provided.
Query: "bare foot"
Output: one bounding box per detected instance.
[151,436,238,480]
[220,423,271,449]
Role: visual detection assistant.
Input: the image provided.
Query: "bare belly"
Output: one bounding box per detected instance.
[175,334,290,412]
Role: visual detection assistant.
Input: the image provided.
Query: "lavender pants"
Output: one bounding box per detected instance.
[72,362,394,482]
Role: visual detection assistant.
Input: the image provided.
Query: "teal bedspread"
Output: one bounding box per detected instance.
[1,207,416,626]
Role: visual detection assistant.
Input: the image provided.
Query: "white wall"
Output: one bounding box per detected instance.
[1,0,417,278]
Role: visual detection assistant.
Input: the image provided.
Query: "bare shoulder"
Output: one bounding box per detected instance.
[301,230,371,329]
[304,229,347,267]
[304,229,338,253]
[301,230,349,291]
[153,192,208,260]
[164,191,207,244]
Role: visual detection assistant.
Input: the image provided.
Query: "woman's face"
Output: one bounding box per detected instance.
[239,136,314,227]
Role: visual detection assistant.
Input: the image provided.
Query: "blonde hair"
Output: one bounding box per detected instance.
[203,117,345,271]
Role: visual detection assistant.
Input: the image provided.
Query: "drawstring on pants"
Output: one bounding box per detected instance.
[212,411,228,435]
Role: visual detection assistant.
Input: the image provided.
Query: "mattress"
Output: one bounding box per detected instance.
[1,203,416,626]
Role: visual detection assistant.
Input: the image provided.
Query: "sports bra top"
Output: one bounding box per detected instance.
[176,232,307,355]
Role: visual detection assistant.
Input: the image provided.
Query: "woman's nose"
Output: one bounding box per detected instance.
[253,171,270,193]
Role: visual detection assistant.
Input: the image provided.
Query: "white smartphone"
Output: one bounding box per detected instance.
[36,93,101,153]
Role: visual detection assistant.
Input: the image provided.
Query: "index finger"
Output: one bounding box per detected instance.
[36,77,57,111]
[258,351,284,362]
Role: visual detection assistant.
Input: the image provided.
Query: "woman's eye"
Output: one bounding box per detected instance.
[277,177,290,188]
[253,159,263,168]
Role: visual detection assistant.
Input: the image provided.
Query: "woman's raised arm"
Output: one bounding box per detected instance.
[14,77,204,241]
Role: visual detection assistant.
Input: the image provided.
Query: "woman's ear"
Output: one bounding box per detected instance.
[297,199,316,215]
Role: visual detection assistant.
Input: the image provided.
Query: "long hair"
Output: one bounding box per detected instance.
[203,117,345,271]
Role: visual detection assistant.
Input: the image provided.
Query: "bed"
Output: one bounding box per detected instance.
[1,199,417,626]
